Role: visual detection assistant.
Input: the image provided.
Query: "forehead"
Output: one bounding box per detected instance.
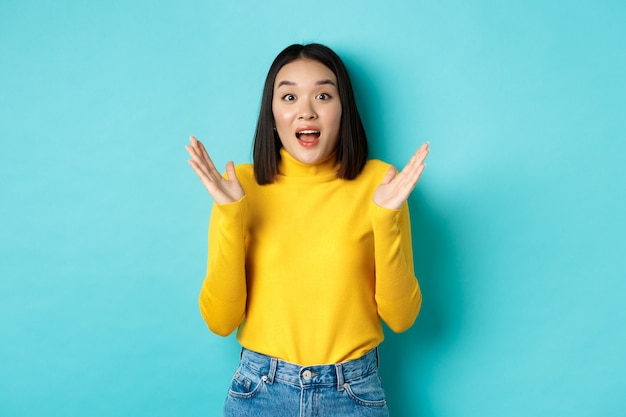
[274,59,337,87]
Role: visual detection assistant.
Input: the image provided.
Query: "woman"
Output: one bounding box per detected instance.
[186,43,429,416]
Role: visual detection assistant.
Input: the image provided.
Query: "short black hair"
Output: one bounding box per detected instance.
[253,43,368,184]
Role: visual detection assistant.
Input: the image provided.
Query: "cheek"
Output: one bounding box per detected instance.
[272,107,293,144]
[273,106,295,127]
[329,106,342,133]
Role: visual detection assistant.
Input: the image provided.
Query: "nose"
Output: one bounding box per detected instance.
[298,98,317,120]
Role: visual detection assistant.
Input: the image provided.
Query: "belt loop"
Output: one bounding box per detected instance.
[266,357,277,385]
[335,363,345,391]
[375,348,380,367]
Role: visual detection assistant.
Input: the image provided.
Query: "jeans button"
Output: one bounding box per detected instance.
[302,370,312,380]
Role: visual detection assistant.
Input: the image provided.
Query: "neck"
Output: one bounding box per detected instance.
[278,148,339,178]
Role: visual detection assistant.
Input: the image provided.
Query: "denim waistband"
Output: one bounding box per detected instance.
[239,348,380,390]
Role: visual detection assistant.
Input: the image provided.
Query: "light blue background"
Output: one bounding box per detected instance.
[1,1,625,416]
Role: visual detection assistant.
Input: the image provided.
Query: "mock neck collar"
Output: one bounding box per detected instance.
[277,148,340,180]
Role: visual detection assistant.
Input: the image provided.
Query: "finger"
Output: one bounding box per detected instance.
[416,142,429,164]
[198,143,222,180]
[194,137,211,163]
[224,161,238,182]
[188,159,214,188]
[189,159,228,197]
[402,160,425,187]
[402,145,429,176]
[414,142,429,162]
[189,135,205,157]
[186,139,204,161]
[380,166,397,185]
[394,153,427,192]
[188,138,221,180]
[189,136,213,168]
[190,137,218,173]
[398,151,421,178]
[408,142,429,164]
[186,145,213,179]
[412,162,426,185]
[188,136,205,161]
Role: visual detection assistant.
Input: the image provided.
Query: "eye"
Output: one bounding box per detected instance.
[282,94,296,101]
[316,93,331,100]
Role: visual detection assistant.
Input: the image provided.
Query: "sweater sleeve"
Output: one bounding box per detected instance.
[370,200,422,332]
[198,196,248,336]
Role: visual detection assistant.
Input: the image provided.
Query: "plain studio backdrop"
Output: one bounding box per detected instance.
[1,1,624,416]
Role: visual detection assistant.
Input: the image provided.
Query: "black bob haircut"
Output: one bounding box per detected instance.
[253,43,369,185]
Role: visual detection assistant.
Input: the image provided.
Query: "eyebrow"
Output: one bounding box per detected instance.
[276,79,337,88]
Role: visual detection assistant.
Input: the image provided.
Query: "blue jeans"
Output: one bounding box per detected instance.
[223,348,390,417]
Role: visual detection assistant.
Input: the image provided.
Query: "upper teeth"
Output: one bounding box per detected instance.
[299,130,319,134]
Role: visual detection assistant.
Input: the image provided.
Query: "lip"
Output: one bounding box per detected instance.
[296,125,320,134]
[295,125,321,148]
[298,137,320,147]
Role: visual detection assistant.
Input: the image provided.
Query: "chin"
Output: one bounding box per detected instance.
[295,155,320,165]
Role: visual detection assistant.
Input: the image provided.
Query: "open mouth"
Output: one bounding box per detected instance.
[295,130,321,141]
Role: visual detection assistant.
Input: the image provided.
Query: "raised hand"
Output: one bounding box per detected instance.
[372,142,429,210]
[185,136,245,204]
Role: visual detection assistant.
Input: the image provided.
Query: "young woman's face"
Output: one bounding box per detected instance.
[272,59,342,165]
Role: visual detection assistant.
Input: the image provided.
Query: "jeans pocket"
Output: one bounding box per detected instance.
[227,366,266,400]
[343,373,387,407]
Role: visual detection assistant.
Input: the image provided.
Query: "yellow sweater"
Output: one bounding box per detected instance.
[199,148,421,365]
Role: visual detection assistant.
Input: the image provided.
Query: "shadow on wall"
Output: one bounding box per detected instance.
[379,191,464,417]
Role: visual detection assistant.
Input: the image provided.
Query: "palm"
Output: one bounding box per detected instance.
[373,142,429,210]
[186,136,245,204]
